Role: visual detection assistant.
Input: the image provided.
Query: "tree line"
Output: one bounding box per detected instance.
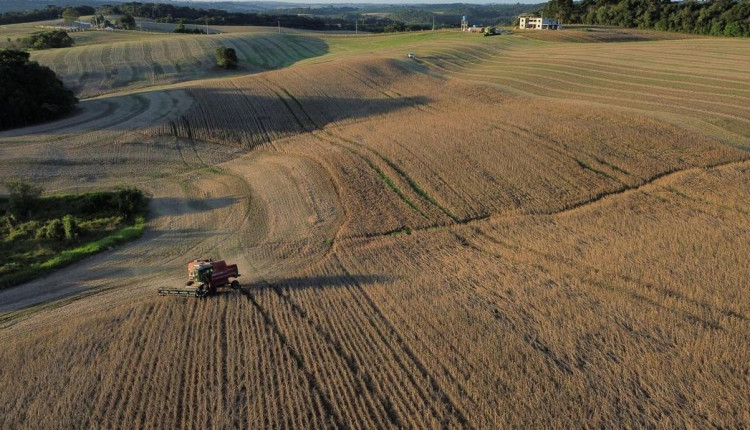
[106,2,440,32]
[0,50,78,130]
[106,2,334,30]
[543,0,750,37]
[0,5,95,25]
[0,2,538,33]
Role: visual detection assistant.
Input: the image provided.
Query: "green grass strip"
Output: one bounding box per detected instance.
[0,216,146,290]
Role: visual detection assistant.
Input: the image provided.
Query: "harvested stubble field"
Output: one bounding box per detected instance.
[1,27,749,429]
[28,30,329,98]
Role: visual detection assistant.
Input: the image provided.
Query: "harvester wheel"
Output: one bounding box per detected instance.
[231,280,240,289]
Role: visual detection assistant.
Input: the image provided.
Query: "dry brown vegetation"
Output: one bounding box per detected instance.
[513,26,702,43]
[1,28,749,428]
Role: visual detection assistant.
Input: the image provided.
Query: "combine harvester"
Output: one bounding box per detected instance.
[158,258,241,298]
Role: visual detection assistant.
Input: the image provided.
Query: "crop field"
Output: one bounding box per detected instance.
[1,27,749,428]
[27,30,329,97]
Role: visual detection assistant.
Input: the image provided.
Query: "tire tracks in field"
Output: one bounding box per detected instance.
[458,226,731,357]
[436,64,750,141]
[270,85,432,222]
[271,84,457,224]
[229,80,275,148]
[339,157,750,245]
[234,241,470,428]
[238,287,346,429]
[247,279,405,428]
[464,220,747,329]
[324,131,459,222]
[331,254,474,429]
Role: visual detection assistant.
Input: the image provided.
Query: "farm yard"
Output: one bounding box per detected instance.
[1,25,749,428]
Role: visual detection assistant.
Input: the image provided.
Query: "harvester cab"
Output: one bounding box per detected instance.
[159,258,241,298]
[191,262,213,285]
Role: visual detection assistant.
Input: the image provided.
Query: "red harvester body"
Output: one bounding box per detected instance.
[159,258,241,298]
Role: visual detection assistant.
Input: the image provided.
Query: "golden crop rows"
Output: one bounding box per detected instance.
[1,29,749,428]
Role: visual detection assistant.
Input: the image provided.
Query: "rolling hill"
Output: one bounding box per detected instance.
[1,25,749,428]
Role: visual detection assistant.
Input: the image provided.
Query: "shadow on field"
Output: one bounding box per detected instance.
[0,34,331,137]
[233,274,392,293]
[2,87,431,148]
[170,88,433,147]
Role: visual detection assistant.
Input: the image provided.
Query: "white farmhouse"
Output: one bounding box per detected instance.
[519,16,561,30]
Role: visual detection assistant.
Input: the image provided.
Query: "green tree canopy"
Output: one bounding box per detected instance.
[22,30,73,50]
[543,0,750,37]
[61,7,80,24]
[119,14,136,29]
[0,49,78,130]
[215,46,238,69]
[4,179,43,218]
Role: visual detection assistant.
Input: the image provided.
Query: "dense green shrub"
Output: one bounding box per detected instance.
[5,179,42,217]
[119,14,136,30]
[22,30,73,50]
[0,186,148,289]
[0,49,78,130]
[0,214,13,236]
[77,215,123,231]
[215,46,238,69]
[8,220,39,241]
[41,218,65,240]
[62,214,79,241]
[174,19,205,34]
[114,186,147,219]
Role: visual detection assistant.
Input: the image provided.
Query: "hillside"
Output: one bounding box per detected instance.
[1,26,749,428]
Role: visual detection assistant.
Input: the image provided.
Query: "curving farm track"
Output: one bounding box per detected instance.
[1,29,750,428]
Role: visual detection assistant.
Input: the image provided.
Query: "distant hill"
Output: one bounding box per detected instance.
[0,0,307,14]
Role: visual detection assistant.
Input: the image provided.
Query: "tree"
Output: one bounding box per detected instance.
[119,14,136,30]
[114,186,146,219]
[61,7,80,24]
[724,21,742,36]
[0,49,78,130]
[544,0,574,24]
[5,179,43,217]
[384,21,407,32]
[215,46,238,69]
[22,30,73,50]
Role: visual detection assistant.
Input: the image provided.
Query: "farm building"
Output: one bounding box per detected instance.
[519,16,561,30]
[73,20,92,29]
[460,16,486,33]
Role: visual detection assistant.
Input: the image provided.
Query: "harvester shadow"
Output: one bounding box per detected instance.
[226,274,392,295]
